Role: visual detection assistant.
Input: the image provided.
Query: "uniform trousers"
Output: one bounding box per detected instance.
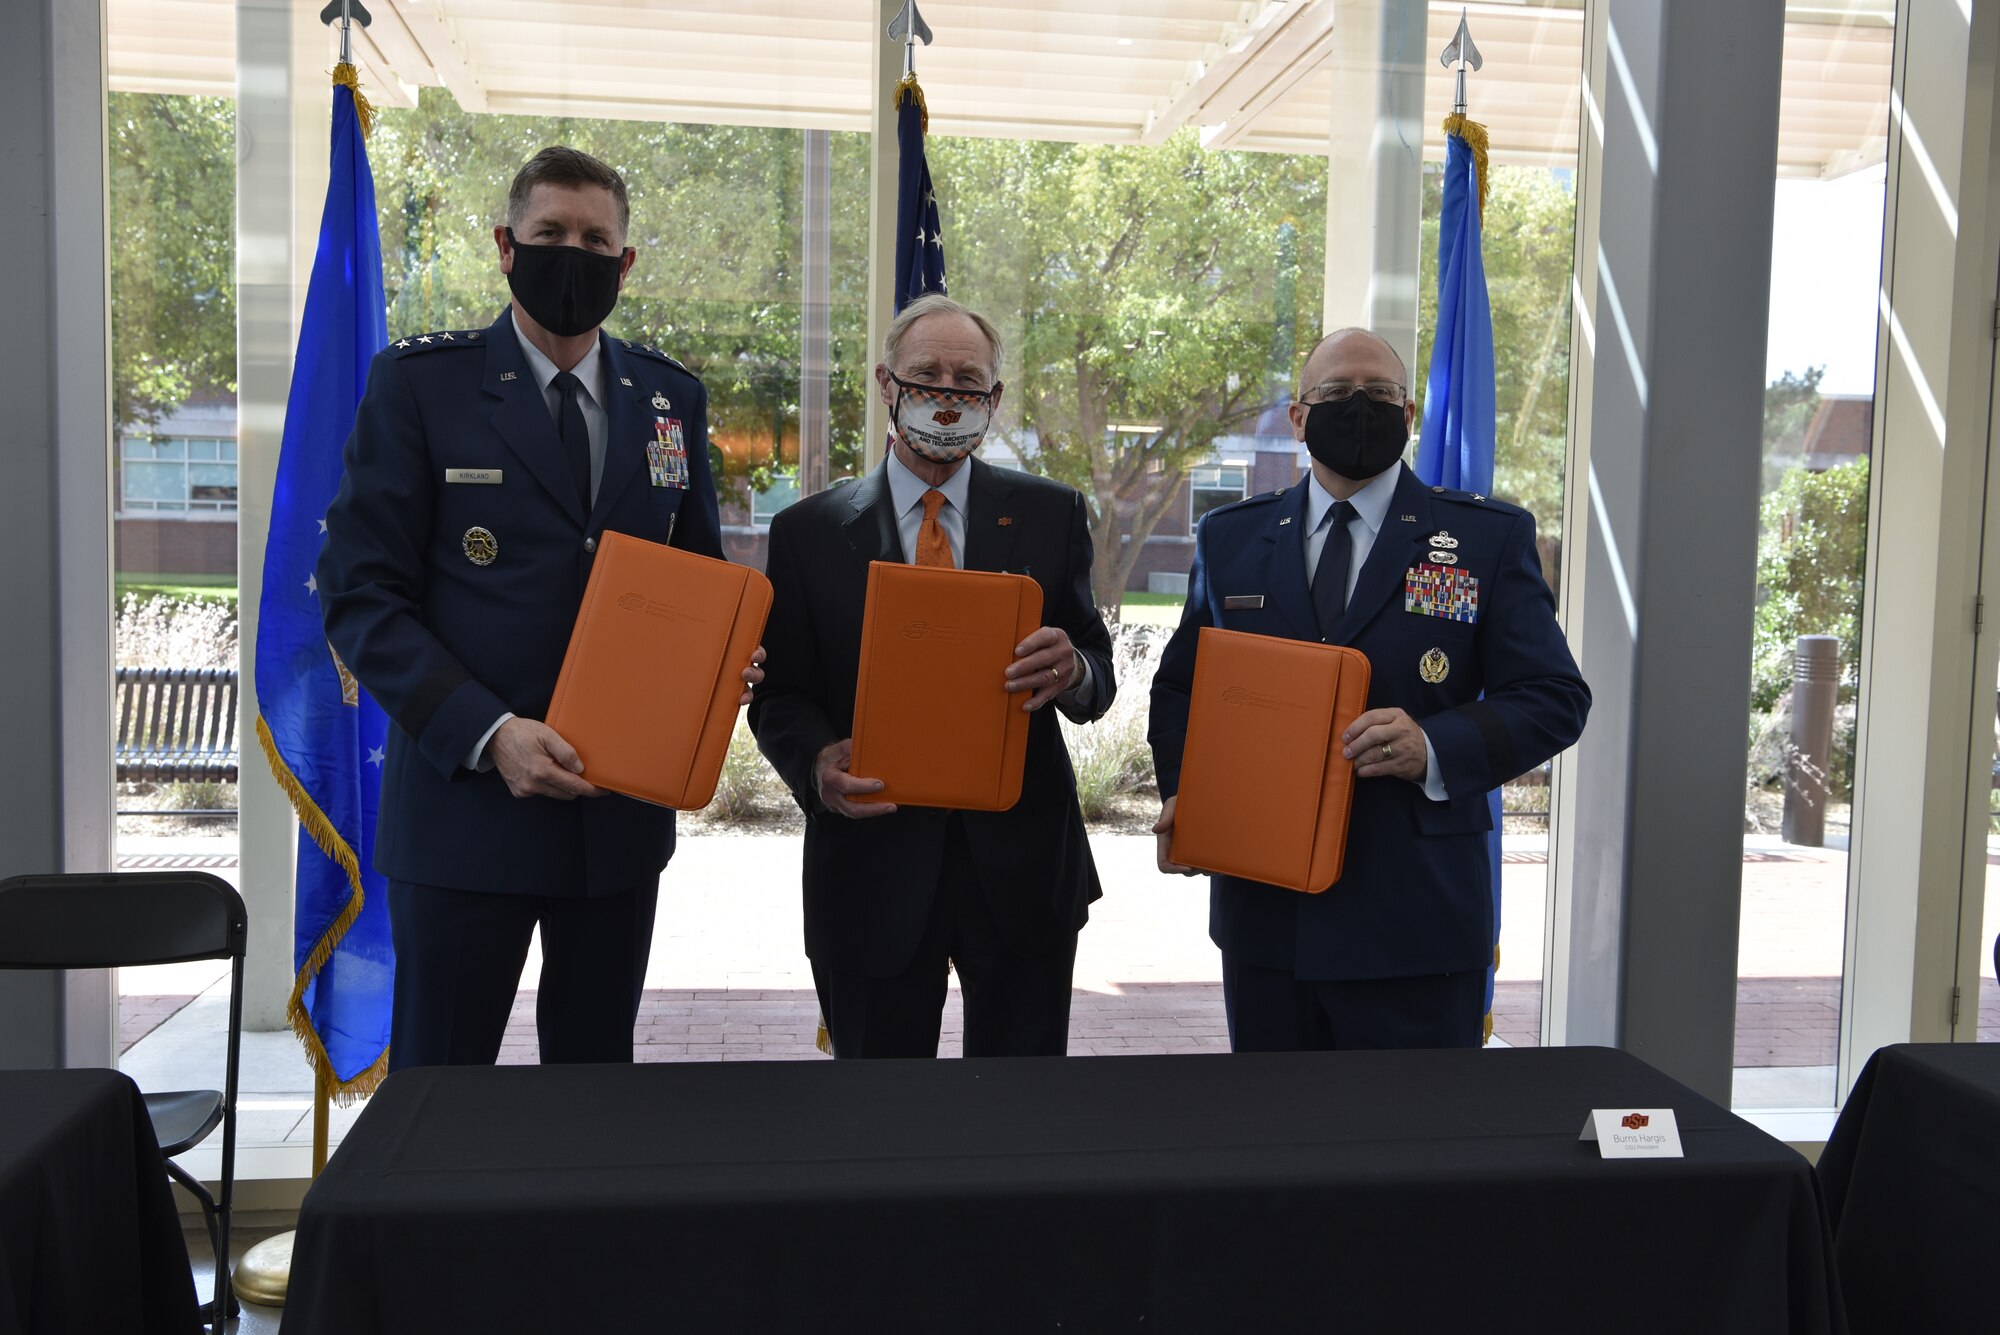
[386,877,658,1071]
[1221,952,1485,1052]
[812,817,1077,1059]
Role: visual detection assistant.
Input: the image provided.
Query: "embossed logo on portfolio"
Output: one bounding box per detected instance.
[1221,685,1303,712]
[901,621,979,642]
[616,591,700,624]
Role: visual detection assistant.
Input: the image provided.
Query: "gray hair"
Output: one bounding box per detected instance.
[882,294,1005,383]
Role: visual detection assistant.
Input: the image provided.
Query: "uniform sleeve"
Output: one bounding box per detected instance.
[316,352,509,779]
[746,511,841,811]
[669,377,725,560]
[1054,489,1117,726]
[1147,513,1216,800]
[1418,508,1591,794]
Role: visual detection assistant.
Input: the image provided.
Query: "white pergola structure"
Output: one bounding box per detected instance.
[112,0,1888,173]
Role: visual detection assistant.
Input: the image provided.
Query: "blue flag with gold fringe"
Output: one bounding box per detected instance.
[252,67,392,1098]
[1415,115,1506,1038]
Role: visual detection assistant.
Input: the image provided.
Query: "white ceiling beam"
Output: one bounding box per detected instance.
[391,0,489,113]
[1142,1,1308,147]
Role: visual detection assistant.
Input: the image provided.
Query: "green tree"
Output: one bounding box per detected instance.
[1415,163,1576,585]
[1761,366,1825,493]
[1751,455,1869,712]
[109,93,236,430]
[932,131,1327,611]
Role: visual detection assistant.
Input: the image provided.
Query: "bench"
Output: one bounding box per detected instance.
[114,667,240,790]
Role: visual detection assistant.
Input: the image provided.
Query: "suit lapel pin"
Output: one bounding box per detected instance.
[618,377,633,387]
[997,517,1013,526]
[1278,517,1292,526]
[499,371,518,382]
[1400,514,1417,523]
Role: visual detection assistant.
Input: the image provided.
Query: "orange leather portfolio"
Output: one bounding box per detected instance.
[1168,627,1372,893]
[849,561,1044,811]
[545,530,772,810]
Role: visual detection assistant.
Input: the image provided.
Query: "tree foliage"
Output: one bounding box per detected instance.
[109,93,236,430]
[931,131,1327,610]
[1751,453,1868,713]
[1415,163,1576,583]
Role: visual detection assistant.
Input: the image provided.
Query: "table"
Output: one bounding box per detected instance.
[0,1068,199,1335]
[1817,1042,2000,1333]
[285,1047,1842,1334]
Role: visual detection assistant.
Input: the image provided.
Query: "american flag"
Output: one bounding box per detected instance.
[893,75,945,312]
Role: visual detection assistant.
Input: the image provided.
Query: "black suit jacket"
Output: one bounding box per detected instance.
[749,457,1116,977]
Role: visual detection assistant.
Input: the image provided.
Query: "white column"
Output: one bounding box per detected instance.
[235,0,334,1031]
[1322,0,1424,374]
[1551,0,1787,1102]
[862,1,901,472]
[1841,0,2000,1078]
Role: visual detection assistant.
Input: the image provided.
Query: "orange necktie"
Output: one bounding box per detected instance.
[915,488,954,568]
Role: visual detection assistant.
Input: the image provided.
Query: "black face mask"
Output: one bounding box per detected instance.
[505,228,625,337]
[1303,393,1409,481]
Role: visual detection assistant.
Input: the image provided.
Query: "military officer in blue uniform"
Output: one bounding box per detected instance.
[318,146,757,1070]
[1149,327,1589,1051]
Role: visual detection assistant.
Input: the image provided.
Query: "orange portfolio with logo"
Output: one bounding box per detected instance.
[1168,626,1372,893]
[849,561,1044,811]
[545,530,772,810]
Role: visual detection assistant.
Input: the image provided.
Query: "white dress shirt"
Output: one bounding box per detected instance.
[1301,464,1448,802]
[464,317,611,771]
[885,451,1094,709]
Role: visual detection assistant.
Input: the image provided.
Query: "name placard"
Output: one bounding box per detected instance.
[1579,1107,1684,1159]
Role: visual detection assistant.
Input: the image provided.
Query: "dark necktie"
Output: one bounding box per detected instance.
[1311,499,1359,641]
[552,370,591,512]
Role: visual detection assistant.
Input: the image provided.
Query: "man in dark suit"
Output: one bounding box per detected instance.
[318,146,758,1070]
[750,293,1116,1059]
[1149,327,1589,1051]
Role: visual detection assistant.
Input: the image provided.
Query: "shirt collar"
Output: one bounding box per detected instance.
[1306,460,1403,536]
[885,449,973,519]
[511,310,606,410]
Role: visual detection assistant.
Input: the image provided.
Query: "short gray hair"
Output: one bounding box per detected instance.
[882,294,1005,383]
[506,146,630,239]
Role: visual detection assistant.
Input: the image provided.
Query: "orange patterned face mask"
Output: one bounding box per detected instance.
[890,373,1000,463]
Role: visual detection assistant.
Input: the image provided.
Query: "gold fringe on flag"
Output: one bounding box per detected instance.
[1441,113,1489,220]
[332,61,376,139]
[894,73,929,134]
[257,715,390,1103]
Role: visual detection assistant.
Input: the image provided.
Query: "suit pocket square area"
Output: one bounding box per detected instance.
[1222,595,1265,610]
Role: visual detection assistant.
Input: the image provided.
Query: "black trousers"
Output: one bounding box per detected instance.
[813,819,1077,1059]
[1221,952,1486,1052]
[386,877,659,1071]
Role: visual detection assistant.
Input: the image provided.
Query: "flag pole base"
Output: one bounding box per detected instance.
[233,1230,294,1307]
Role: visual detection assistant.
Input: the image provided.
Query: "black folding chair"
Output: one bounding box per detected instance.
[0,871,245,1328]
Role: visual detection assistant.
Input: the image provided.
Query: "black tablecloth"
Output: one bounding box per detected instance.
[0,1068,199,1335]
[285,1047,1841,1335]
[1818,1042,2000,1333]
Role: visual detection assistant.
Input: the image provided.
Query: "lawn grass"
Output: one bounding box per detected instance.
[1120,592,1187,608]
[117,575,239,605]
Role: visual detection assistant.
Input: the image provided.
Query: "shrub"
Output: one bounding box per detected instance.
[1062,624,1169,822]
[115,592,237,670]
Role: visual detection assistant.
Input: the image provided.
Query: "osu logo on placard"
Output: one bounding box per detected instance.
[932,409,962,426]
[1621,1113,1650,1130]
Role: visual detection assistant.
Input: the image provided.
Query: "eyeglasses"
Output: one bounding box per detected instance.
[1301,381,1407,406]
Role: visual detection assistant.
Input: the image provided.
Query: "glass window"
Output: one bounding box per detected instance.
[119,436,238,513]
[751,470,801,527]
[1733,6,1893,1107]
[1189,463,1250,526]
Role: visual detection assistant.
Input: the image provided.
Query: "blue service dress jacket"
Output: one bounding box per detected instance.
[316,308,724,897]
[1148,463,1589,981]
